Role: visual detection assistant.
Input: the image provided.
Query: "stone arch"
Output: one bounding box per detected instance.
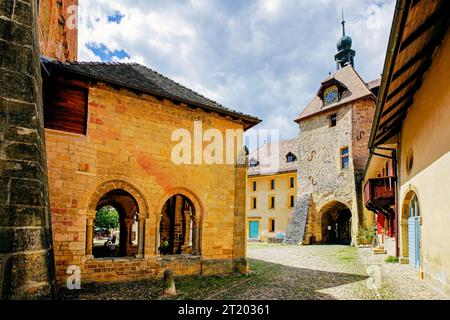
[155,187,204,256]
[88,180,148,218]
[400,186,422,260]
[85,180,148,258]
[318,200,352,245]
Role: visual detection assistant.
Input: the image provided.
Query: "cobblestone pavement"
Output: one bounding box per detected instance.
[246,243,447,300]
[60,243,447,300]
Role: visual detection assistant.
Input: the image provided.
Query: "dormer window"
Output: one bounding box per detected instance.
[249,158,259,168]
[317,78,346,108]
[286,153,297,163]
[323,85,339,105]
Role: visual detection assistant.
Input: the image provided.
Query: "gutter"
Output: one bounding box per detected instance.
[368,0,408,149]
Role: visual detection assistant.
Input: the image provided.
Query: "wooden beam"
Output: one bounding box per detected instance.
[374,122,403,150]
[382,80,421,117]
[375,99,413,142]
[399,8,444,52]
[379,103,410,131]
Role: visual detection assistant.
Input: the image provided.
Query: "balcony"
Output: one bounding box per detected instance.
[364,176,396,217]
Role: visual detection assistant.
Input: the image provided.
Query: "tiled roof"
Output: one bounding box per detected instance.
[41,57,261,129]
[295,65,374,122]
[248,138,298,176]
[366,78,381,90]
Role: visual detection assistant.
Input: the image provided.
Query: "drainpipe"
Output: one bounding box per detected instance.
[369,147,399,257]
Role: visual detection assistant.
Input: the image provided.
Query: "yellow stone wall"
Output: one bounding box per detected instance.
[45,81,248,285]
[246,172,297,241]
[398,31,450,295]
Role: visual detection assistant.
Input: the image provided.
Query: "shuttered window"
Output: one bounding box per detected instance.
[44,81,88,135]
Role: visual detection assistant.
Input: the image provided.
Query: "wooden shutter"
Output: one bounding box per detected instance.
[44,80,88,135]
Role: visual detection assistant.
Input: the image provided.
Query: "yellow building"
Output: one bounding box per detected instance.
[246,139,298,242]
[364,0,450,295]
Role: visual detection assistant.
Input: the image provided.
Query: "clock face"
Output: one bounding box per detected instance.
[324,86,339,105]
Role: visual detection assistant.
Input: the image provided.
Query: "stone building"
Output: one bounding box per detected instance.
[285,20,379,245]
[364,0,450,295]
[1,0,261,294]
[246,139,298,242]
[1,0,56,299]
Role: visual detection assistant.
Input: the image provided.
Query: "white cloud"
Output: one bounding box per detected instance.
[77,0,396,140]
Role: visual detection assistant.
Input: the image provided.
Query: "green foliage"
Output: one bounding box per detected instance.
[95,206,119,230]
[385,256,399,263]
[356,227,376,245]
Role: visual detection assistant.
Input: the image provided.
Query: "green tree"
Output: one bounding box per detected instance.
[95,206,119,230]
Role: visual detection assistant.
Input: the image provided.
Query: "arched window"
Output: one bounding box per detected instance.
[286,152,297,163]
[159,195,201,256]
[90,189,142,258]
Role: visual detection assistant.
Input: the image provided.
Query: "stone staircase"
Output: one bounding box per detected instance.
[284,193,311,245]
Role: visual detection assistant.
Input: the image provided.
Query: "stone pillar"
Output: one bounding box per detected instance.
[183,210,191,246]
[136,218,145,258]
[232,149,249,273]
[173,195,184,254]
[191,217,202,255]
[85,218,94,257]
[0,0,56,299]
[124,218,133,256]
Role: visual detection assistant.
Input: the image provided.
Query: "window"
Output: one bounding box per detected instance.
[252,181,257,191]
[43,80,88,135]
[340,147,349,169]
[329,114,337,127]
[270,196,275,209]
[290,195,295,208]
[270,179,275,190]
[286,153,297,163]
[290,177,295,188]
[269,219,275,233]
[251,197,257,209]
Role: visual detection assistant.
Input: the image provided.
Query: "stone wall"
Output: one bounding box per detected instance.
[45,79,248,286]
[0,0,56,299]
[38,0,77,61]
[296,98,375,244]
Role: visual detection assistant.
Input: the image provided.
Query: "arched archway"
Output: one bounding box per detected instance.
[401,190,421,268]
[93,189,139,258]
[320,201,352,245]
[86,180,148,259]
[156,189,203,256]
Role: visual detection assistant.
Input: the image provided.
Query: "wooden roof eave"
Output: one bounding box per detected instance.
[369,0,450,148]
[368,0,409,150]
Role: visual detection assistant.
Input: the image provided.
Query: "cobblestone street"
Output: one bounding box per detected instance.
[246,243,446,300]
[60,243,447,300]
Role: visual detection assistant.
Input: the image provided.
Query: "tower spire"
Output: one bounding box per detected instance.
[334,4,355,70]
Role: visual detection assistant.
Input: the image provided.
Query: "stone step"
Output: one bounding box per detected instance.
[284,193,311,245]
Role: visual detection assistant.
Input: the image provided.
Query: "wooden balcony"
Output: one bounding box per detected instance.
[364,176,396,216]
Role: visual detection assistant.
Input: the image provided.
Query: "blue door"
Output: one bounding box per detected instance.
[408,195,421,269]
[249,221,259,239]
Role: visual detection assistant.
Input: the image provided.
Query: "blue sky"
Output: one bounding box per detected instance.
[78,0,396,140]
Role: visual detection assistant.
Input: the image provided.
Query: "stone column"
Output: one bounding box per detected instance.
[233,149,249,273]
[136,218,145,258]
[183,210,191,246]
[192,217,202,255]
[85,218,94,257]
[0,0,56,299]
[124,218,133,256]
